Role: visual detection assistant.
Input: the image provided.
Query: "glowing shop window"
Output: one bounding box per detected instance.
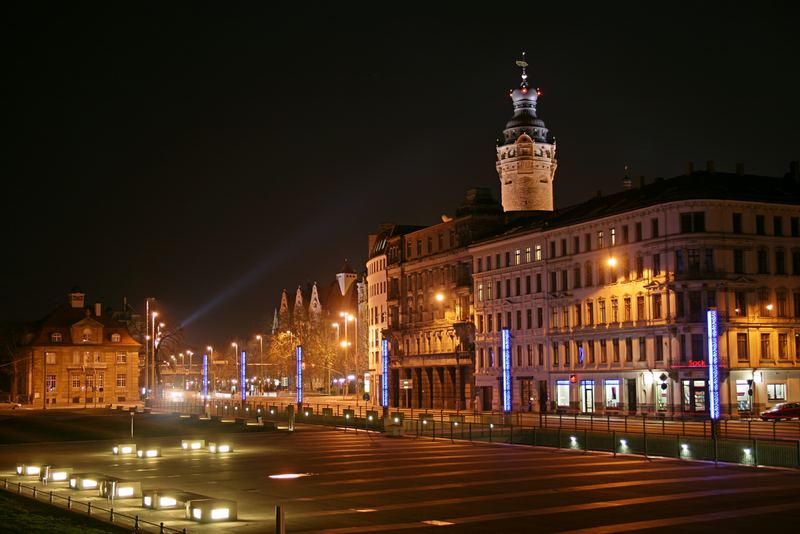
[143,496,152,507]
[118,486,134,497]
[192,508,202,520]
[160,496,177,507]
[605,379,620,408]
[556,380,570,407]
[211,508,230,520]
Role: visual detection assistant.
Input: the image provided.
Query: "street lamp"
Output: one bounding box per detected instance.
[256,335,263,395]
[231,342,238,395]
[150,312,158,400]
[207,346,214,396]
[186,350,194,391]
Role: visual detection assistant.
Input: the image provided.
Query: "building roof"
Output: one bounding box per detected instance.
[494,170,800,240]
[27,303,141,348]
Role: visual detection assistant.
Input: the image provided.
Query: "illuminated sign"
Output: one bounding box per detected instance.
[203,354,208,398]
[501,328,512,412]
[381,339,389,408]
[296,345,303,405]
[240,351,246,402]
[707,308,720,420]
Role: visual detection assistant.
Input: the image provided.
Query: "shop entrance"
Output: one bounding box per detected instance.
[627,379,637,414]
[682,379,708,414]
[580,380,595,413]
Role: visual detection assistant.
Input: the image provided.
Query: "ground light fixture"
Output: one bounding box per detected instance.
[208,442,233,453]
[112,443,137,455]
[142,489,208,510]
[16,464,44,476]
[181,439,206,450]
[69,473,105,490]
[100,479,142,499]
[136,447,162,458]
[185,498,238,523]
[40,466,72,482]
[268,473,312,479]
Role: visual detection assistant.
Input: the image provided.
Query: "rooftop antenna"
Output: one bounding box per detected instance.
[515,52,528,87]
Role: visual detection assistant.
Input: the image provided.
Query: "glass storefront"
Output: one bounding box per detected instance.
[682,379,707,413]
[656,382,668,411]
[556,380,570,408]
[604,379,620,409]
[736,380,752,412]
[580,380,595,413]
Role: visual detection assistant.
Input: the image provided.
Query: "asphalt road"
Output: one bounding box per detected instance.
[2,424,800,533]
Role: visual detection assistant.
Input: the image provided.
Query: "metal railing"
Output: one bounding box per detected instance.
[0,478,186,534]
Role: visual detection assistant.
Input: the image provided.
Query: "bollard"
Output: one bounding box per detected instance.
[160,522,165,533]
[50,491,53,503]
[135,515,139,530]
[67,496,72,509]
[276,504,286,534]
[17,482,21,493]
[87,501,92,515]
[32,487,36,499]
[110,507,114,523]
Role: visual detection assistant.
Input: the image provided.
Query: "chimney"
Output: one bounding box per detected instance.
[638,176,646,188]
[686,161,694,175]
[736,163,744,175]
[69,289,85,309]
[706,160,715,172]
[95,303,102,317]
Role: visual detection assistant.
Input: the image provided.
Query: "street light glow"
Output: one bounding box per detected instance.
[607,257,617,267]
[435,292,444,302]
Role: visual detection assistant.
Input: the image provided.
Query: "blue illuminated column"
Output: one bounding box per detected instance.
[240,351,247,402]
[202,354,208,398]
[381,339,389,408]
[501,327,512,412]
[706,308,720,420]
[296,345,303,405]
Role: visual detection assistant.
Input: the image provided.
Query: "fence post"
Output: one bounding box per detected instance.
[613,430,616,457]
[49,490,53,503]
[773,421,777,441]
[753,438,758,467]
[87,501,92,515]
[135,515,139,530]
[469,422,472,442]
[2,478,6,489]
[67,496,71,509]
[32,486,36,499]
[110,507,114,523]
[160,522,165,534]
[643,414,648,460]
[17,482,21,493]
[557,427,561,449]
[532,425,537,446]
[276,504,286,534]
[584,428,588,454]
[510,424,514,444]
[607,414,611,432]
[796,440,800,469]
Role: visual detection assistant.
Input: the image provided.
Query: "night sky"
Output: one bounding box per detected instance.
[3,3,798,348]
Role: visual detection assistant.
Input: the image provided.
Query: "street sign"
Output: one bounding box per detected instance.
[362,393,370,402]
[401,379,413,390]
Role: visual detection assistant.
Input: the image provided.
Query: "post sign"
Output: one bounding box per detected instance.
[296,345,303,405]
[240,351,246,402]
[381,339,389,408]
[501,327,512,413]
[707,308,720,420]
[401,379,413,390]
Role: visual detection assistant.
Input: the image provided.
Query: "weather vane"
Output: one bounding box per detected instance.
[515,51,528,85]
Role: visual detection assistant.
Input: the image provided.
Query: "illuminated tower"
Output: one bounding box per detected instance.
[496,53,557,212]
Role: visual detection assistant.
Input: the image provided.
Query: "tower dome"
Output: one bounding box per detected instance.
[496,53,558,212]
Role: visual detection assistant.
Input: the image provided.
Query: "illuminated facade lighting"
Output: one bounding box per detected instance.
[501,328,512,412]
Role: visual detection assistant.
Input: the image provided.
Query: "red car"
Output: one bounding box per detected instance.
[760,402,800,421]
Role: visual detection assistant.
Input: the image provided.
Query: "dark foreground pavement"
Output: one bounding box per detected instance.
[2,424,799,533]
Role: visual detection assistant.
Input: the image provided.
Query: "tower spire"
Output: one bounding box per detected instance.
[516,51,528,87]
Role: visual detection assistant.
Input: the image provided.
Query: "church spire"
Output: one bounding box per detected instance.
[516,51,528,88]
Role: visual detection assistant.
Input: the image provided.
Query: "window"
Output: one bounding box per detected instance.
[611,299,619,322]
[775,250,786,275]
[438,233,444,250]
[687,249,700,272]
[562,306,569,328]
[734,292,746,316]
[778,333,788,359]
[549,241,556,259]
[50,333,62,343]
[777,291,787,317]
[599,300,606,323]
[585,263,593,286]
[525,247,531,263]
[573,266,581,288]
[46,374,56,391]
[600,339,607,363]
[487,314,493,332]
[624,297,631,322]
[71,374,81,389]
[732,213,742,234]
[537,308,543,328]
[560,239,567,256]
[116,373,126,388]
[737,333,749,362]
[486,256,492,270]
[517,346,522,367]
[675,292,685,319]
[526,309,532,329]
[538,344,544,366]
[586,302,594,325]
[516,310,522,330]
[610,228,616,246]
[550,272,557,292]
[605,379,620,408]
[635,256,644,279]
[612,339,620,362]
[525,275,531,294]
[691,334,704,363]
[427,236,432,253]
[561,270,568,291]
[496,281,501,299]
[556,380,570,407]
[680,212,706,233]
[598,264,605,285]
[767,383,786,401]
[416,240,422,256]
[756,215,765,235]
[651,218,660,238]
[793,251,800,275]
[505,279,511,297]
[111,333,121,343]
[535,244,542,261]
[653,294,662,319]
[536,273,542,293]
[597,231,604,248]
[477,315,484,333]
[680,334,687,362]
[552,342,559,366]
[527,345,533,366]
[584,233,592,251]
[625,338,633,362]
[636,296,645,321]
[478,284,484,302]
[676,250,685,274]
[81,328,93,342]
[564,341,571,364]
[622,225,629,244]
[792,217,799,237]
[116,353,127,364]
[45,352,56,365]
[734,250,745,274]
[757,249,768,274]
[573,236,580,254]
[655,336,664,361]
[704,249,714,272]
[477,258,483,272]
[515,277,521,296]
[774,216,783,236]
[635,222,643,242]
[760,333,771,359]
[488,349,495,367]
[505,251,511,267]
[478,349,484,368]
[638,338,646,361]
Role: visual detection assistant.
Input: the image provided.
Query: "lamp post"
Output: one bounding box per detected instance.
[206,346,214,397]
[330,323,339,395]
[231,342,238,395]
[150,312,158,400]
[186,350,194,391]
[256,335,263,395]
[340,312,358,396]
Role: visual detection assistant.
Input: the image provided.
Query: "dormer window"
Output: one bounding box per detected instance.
[82,328,94,343]
[111,333,121,343]
[51,333,62,343]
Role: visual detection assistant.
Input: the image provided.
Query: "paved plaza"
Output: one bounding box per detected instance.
[2,424,800,532]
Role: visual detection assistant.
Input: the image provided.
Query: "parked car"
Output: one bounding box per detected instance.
[760,402,800,421]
